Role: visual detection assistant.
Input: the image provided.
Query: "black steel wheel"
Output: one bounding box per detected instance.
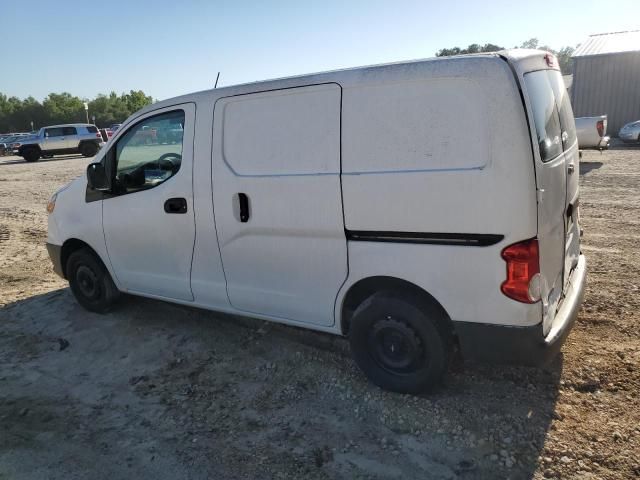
[23,148,40,162]
[67,248,120,313]
[349,291,450,393]
[80,142,98,157]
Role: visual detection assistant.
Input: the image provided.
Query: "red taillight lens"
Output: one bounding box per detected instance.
[596,120,604,137]
[501,239,540,303]
[544,53,558,69]
[96,133,102,139]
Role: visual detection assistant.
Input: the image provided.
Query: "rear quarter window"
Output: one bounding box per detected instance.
[86,126,98,133]
[524,71,563,162]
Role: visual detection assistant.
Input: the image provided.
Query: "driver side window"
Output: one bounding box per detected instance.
[114,110,185,194]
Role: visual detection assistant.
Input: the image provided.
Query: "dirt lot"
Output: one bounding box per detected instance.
[0,149,638,479]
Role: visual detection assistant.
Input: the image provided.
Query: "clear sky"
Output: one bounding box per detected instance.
[2,0,637,101]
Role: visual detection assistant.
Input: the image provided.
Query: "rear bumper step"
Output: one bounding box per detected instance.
[454,254,587,366]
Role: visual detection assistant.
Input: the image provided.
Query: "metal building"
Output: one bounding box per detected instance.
[571,30,640,135]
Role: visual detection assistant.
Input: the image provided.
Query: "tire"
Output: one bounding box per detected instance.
[66,249,120,313]
[348,291,451,394]
[23,148,40,162]
[80,142,98,157]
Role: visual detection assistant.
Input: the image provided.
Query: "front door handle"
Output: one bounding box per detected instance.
[164,197,187,214]
[238,193,249,222]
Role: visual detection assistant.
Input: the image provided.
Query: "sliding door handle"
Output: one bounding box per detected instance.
[164,197,187,214]
[238,193,249,222]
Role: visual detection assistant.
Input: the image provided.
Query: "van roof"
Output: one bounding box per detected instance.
[141,48,549,115]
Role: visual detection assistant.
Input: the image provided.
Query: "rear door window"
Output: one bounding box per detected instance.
[548,72,577,150]
[46,127,64,137]
[524,71,563,162]
[62,126,77,136]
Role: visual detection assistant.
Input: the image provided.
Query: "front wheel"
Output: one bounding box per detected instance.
[349,291,451,393]
[67,249,120,313]
[23,148,40,162]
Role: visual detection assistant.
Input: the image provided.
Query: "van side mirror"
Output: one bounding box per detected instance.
[87,162,110,191]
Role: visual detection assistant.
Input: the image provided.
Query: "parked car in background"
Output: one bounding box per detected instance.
[157,123,184,144]
[0,134,31,156]
[99,128,110,142]
[618,120,640,143]
[109,123,122,132]
[0,135,17,155]
[575,115,609,150]
[131,125,157,145]
[17,124,104,162]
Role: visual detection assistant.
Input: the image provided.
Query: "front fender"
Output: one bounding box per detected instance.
[47,177,120,287]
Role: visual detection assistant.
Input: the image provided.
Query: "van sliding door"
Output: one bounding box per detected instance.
[211,84,347,327]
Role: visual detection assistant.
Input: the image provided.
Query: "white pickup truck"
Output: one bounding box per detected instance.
[575,115,609,150]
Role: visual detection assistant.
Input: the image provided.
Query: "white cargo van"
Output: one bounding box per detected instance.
[46,49,586,393]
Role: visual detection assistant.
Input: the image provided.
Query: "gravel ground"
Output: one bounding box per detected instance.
[0,148,638,479]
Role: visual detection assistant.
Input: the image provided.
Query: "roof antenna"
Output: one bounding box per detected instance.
[214,72,221,88]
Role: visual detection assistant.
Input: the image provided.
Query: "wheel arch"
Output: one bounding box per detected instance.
[339,276,456,339]
[60,238,105,279]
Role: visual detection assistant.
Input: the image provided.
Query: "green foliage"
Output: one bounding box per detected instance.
[0,90,154,133]
[43,93,85,125]
[436,43,503,57]
[436,37,577,74]
[555,46,575,75]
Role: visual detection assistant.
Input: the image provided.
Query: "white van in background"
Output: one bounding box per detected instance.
[46,50,586,393]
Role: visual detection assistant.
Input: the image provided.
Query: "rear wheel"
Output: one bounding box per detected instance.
[67,249,120,313]
[348,291,451,393]
[80,142,98,157]
[23,148,40,162]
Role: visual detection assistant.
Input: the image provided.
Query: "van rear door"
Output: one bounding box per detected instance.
[524,70,565,335]
[523,69,580,335]
[549,72,581,289]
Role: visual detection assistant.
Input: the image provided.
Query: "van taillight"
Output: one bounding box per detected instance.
[544,53,558,69]
[596,120,604,137]
[501,239,540,303]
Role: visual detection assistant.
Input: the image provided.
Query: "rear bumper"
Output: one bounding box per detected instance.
[598,136,610,149]
[46,242,64,278]
[454,254,587,366]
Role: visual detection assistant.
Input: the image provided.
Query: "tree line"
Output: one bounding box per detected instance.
[0,90,154,133]
[2,38,575,133]
[436,38,576,74]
